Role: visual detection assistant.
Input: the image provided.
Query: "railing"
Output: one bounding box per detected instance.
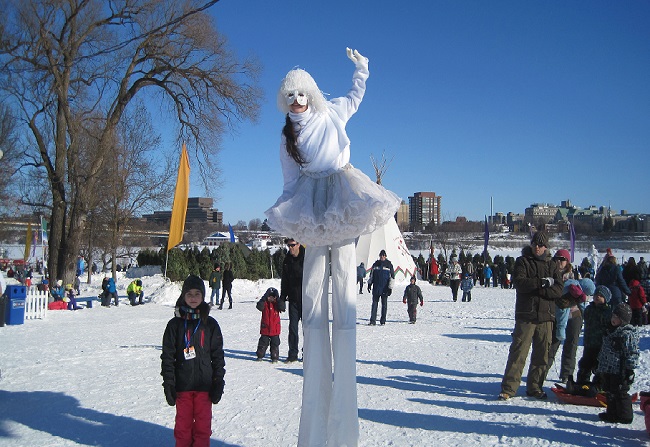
[25,287,48,320]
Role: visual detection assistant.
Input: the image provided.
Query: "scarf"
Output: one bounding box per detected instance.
[175,305,202,320]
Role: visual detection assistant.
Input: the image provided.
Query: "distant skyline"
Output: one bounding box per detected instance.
[160,1,649,224]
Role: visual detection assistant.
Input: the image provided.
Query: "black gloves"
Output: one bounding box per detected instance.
[541,277,554,288]
[387,288,392,296]
[210,378,225,404]
[624,369,635,385]
[367,284,371,293]
[164,384,176,406]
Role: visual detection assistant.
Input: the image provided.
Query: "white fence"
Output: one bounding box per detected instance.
[25,287,48,320]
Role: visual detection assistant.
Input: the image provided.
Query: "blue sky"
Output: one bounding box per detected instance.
[180,0,649,224]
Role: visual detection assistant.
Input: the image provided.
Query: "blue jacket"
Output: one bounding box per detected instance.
[368,259,394,296]
[107,278,117,294]
[596,262,631,308]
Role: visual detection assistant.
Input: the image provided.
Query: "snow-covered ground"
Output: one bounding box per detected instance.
[1,249,649,446]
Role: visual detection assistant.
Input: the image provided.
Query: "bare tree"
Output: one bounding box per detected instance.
[0,0,261,283]
[370,151,394,185]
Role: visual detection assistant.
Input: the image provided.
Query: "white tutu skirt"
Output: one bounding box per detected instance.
[265,164,400,247]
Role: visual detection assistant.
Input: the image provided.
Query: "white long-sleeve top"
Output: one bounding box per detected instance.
[279,65,369,196]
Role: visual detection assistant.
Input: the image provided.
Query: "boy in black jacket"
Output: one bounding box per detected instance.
[161,275,225,446]
[403,276,424,323]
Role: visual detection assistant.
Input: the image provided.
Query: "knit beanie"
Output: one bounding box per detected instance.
[553,249,571,261]
[181,275,206,299]
[613,302,632,325]
[578,278,596,296]
[593,285,612,303]
[531,231,549,248]
[379,249,387,257]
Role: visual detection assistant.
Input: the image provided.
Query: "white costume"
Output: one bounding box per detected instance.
[265,49,400,447]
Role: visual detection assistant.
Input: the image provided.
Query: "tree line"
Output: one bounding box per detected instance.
[0,0,261,286]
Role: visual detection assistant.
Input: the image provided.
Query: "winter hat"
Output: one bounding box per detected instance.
[181,275,205,299]
[410,276,416,283]
[563,279,580,294]
[56,279,63,287]
[277,68,328,114]
[264,287,279,298]
[379,249,387,257]
[593,285,612,303]
[606,248,614,258]
[613,303,632,325]
[554,249,571,261]
[531,231,549,248]
[578,278,596,296]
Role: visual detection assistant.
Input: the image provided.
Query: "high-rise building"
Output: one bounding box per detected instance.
[408,192,442,231]
[142,197,223,226]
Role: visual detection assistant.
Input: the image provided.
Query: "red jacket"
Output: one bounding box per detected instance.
[628,279,647,310]
[257,296,284,336]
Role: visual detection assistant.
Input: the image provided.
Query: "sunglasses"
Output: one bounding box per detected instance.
[555,257,566,262]
[534,243,546,248]
[287,243,298,248]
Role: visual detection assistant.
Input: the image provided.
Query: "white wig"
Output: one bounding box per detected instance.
[277,68,328,114]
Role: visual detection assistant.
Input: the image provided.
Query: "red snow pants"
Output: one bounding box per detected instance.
[174,391,212,447]
[641,392,650,435]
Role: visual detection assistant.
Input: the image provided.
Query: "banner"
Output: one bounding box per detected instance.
[570,220,576,263]
[167,143,190,251]
[228,223,235,243]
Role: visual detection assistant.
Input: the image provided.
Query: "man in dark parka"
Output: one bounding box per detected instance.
[499,231,564,400]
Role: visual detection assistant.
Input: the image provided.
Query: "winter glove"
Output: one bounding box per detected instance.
[541,277,555,288]
[403,298,407,304]
[210,378,225,404]
[346,47,369,70]
[420,301,424,307]
[367,284,371,293]
[387,288,392,296]
[624,369,635,386]
[163,384,176,406]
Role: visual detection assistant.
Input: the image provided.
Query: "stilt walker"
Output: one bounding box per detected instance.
[266,48,400,447]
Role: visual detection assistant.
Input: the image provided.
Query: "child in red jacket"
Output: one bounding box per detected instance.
[628,279,647,326]
[255,287,286,362]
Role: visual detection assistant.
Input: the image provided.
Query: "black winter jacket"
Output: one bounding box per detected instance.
[280,245,304,305]
[161,303,225,392]
[512,245,564,323]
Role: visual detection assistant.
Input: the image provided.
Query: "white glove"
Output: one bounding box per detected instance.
[346,47,368,70]
[541,277,555,288]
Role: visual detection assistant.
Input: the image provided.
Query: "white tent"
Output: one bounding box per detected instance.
[356,218,417,281]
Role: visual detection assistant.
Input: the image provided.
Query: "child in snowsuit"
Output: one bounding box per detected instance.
[403,276,423,323]
[256,287,286,362]
[576,285,612,388]
[597,303,639,424]
[161,275,225,447]
[628,278,647,326]
[65,284,81,310]
[461,273,473,302]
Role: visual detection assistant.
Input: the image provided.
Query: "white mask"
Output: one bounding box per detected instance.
[285,90,308,106]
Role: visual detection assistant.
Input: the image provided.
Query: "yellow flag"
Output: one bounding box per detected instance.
[167,143,190,251]
[24,222,32,261]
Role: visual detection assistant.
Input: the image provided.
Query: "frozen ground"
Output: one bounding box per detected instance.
[1,248,649,446]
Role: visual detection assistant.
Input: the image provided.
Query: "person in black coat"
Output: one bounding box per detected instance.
[367,250,395,325]
[280,238,304,362]
[596,254,631,308]
[220,263,235,309]
[161,275,225,447]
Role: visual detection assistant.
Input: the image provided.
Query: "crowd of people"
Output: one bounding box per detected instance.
[496,230,645,427]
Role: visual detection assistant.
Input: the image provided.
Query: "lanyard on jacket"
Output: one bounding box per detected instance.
[184,319,201,349]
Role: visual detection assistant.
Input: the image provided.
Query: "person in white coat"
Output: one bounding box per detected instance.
[266,48,400,447]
